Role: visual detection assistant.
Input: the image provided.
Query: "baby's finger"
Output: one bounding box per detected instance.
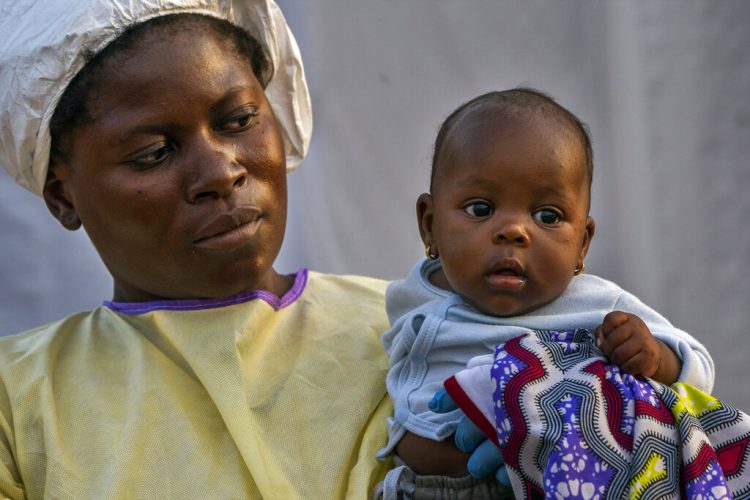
[619,350,658,377]
[607,338,642,366]
[597,324,633,355]
[600,311,630,336]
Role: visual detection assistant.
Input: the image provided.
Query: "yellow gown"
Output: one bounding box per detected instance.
[0,270,392,499]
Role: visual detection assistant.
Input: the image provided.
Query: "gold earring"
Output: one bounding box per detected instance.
[425,245,438,260]
[574,261,585,276]
[63,213,80,227]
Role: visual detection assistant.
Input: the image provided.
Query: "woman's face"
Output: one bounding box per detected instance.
[46,26,288,302]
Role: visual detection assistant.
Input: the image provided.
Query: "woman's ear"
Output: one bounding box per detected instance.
[416,193,435,251]
[43,158,81,231]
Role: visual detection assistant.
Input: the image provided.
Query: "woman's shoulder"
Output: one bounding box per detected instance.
[0,310,107,403]
[305,270,389,301]
[0,309,105,366]
[301,271,390,332]
[0,307,126,375]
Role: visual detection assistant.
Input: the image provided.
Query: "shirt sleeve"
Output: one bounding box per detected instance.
[0,379,24,500]
[614,291,715,393]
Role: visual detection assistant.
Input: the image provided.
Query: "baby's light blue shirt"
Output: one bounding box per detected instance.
[377,258,715,459]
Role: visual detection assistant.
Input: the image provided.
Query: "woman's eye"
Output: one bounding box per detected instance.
[220,108,258,132]
[129,143,174,169]
[533,209,562,225]
[464,202,493,218]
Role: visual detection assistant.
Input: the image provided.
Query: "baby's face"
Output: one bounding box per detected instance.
[422,110,594,316]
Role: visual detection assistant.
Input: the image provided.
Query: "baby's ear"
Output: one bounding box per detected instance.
[416,193,434,248]
[43,158,81,231]
[581,216,596,258]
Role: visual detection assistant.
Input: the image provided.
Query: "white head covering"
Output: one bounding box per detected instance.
[0,0,312,197]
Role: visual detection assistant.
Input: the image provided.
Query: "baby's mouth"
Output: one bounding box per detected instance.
[486,262,527,290]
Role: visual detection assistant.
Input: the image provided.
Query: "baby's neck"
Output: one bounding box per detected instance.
[427,267,453,291]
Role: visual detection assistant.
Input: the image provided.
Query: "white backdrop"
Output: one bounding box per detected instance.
[1,1,748,410]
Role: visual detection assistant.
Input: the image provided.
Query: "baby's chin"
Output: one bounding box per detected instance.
[462,293,554,318]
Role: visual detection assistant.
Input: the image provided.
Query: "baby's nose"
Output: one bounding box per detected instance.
[493,221,529,245]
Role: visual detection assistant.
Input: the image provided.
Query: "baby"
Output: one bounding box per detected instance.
[375,88,714,498]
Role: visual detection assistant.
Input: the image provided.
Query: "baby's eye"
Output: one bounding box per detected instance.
[464,202,493,218]
[533,209,562,225]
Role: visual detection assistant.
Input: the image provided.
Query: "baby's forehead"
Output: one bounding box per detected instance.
[454,102,577,140]
[444,106,584,164]
[433,106,591,192]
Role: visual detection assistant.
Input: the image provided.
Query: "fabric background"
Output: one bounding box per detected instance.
[1,1,748,410]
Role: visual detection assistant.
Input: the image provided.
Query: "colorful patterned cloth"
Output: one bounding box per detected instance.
[444,329,750,499]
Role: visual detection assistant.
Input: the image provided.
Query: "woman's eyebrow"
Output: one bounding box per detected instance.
[209,86,256,114]
[108,87,258,145]
[113,123,175,145]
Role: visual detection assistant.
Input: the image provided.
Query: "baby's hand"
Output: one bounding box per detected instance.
[595,311,680,384]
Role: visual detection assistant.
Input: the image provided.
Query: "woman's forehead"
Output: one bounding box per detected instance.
[102,26,245,75]
[95,17,251,78]
[83,32,263,131]
[61,18,265,137]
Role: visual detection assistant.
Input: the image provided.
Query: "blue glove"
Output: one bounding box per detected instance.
[429,388,510,486]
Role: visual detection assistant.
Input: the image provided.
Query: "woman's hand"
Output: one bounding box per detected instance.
[595,311,681,384]
[429,388,511,486]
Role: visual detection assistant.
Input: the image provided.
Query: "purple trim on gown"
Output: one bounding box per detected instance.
[103,268,308,314]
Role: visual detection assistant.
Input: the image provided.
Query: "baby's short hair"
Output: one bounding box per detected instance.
[430,88,593,193]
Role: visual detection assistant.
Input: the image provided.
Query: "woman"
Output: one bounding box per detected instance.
[0,1,395,497]
[0,0,511,496]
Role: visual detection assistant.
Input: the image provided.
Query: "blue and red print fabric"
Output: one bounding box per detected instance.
[444,329,750,499]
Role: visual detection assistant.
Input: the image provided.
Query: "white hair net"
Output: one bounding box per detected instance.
[0,0,312,197]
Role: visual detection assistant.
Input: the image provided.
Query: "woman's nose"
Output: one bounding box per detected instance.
[493,219,530,246]
[186,142,247,203]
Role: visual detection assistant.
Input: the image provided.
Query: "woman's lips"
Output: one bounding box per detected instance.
[193,210,262,251]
